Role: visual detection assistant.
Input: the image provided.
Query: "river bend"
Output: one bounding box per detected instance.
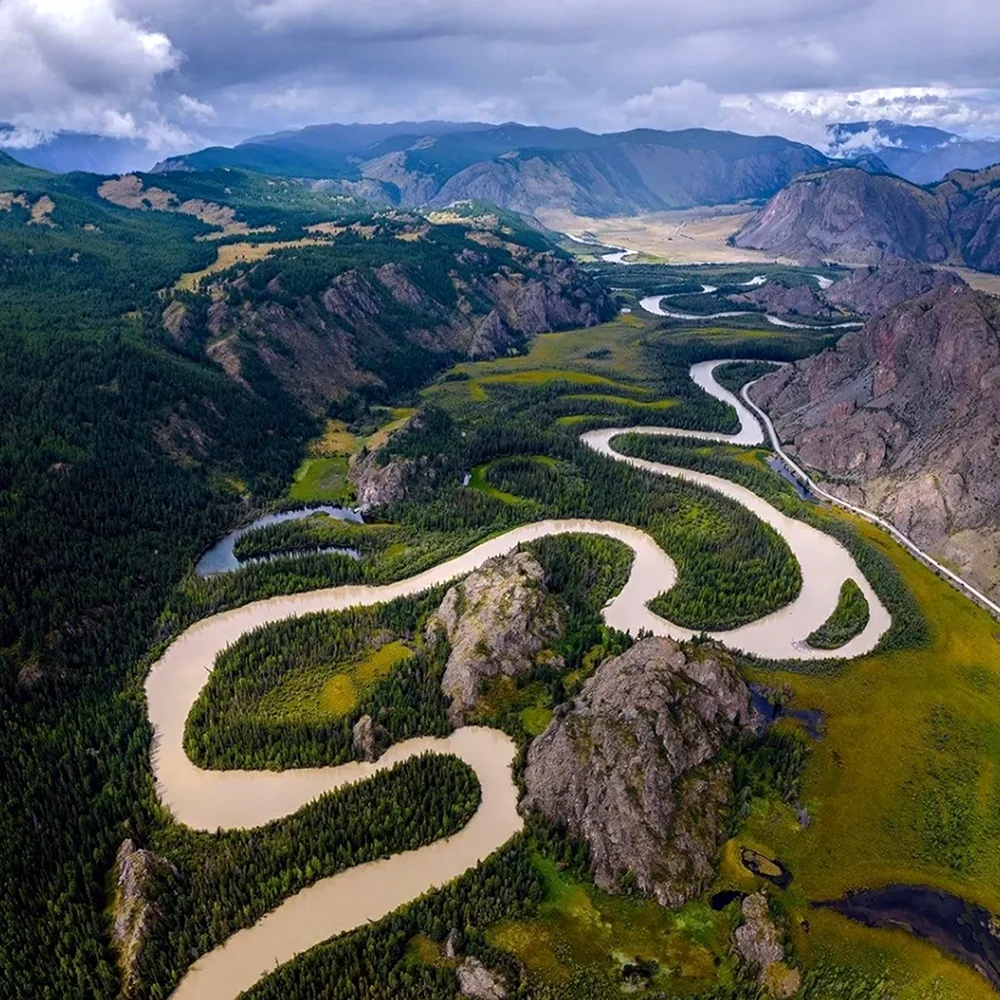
[148,360,889,999]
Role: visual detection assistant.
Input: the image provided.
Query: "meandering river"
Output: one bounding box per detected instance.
[149,360,890,1000]
[638,294,863,330]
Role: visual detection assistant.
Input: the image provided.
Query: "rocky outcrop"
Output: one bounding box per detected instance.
[112,839,176,996]
[727,264,964,321]
[349,450,423,511]
[427,551,563,726]
[735,168,951,266]
[735,162,1000,273]
[751,284,1000,599]
[823,263,964,315]
[456,957,506,1000]
[730,281,832,318]
[522,637,757,906]
[351,714,386,762]
[734,893,801,999]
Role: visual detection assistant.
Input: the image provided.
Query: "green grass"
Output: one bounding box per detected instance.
[468,463,522,504]
[721,515,1000,998]
[488,855,731,995]
[289,455,352,502]
[559,393,679,410]
[262,640,415,723]
[807,578,871,649]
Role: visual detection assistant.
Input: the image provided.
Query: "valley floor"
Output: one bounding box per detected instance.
[139,301,1000,1000]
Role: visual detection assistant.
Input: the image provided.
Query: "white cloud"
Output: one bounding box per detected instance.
[0,0,180,137]
[177,93,216,122]
[0,125,52,149]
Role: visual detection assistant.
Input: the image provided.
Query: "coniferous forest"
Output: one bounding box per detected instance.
[0,146,978,1000]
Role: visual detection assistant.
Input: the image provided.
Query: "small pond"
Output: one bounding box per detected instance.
[820,885,1000,989]
[196,506,363,577]
[766,456,813,500]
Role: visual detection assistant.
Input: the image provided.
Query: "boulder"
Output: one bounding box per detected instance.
[457,957,506,999]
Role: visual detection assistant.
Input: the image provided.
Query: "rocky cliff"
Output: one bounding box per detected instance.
[427,551,564,725]
[734,162,1000,273]
[734,168,951,266]
[522,637,757,905]
[751,285,1000,599]
[172,226,614,414]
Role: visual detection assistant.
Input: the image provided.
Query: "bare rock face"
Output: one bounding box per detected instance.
[427,551,563,726]
[112,839,176,996]
[349,451,424,511]
[523,637,757,906]
[734,168,952,266]
[734,893,801,999]
[824,263,963,316]
[457,957,506,1000]
[351,714,384,762]
[751,284,1000,599]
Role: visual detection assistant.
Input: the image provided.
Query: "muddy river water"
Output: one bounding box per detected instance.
[148,360,890,999]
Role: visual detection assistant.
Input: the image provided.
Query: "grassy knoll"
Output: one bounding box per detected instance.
[289,455,351,502]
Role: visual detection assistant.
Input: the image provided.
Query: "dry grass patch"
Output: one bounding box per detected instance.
[174,238,330,292]
[536,205,794,264]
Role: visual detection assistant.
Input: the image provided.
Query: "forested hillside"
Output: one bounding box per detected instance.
[0,152,612,997]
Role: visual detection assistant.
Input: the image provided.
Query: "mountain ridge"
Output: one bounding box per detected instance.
[751,283,1000,599]
[734,161,1000,272]
[155,122,834,216]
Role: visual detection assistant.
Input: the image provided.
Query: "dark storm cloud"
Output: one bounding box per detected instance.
[4,0,1000,152]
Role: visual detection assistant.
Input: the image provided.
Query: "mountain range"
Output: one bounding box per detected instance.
[156,121,834,216]
[827,119,1000,184]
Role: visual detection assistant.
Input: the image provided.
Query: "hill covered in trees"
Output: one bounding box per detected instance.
[0,151,612,997]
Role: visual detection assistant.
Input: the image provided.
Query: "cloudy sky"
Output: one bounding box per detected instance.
[2,0,1000,155]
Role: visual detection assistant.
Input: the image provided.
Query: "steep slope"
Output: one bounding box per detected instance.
[734,168,952,265]
[178,222,613,413]
[160,122,832,215]
[933,164,1000,273]
[735,162,1000,272]
[751,285,1000,598]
